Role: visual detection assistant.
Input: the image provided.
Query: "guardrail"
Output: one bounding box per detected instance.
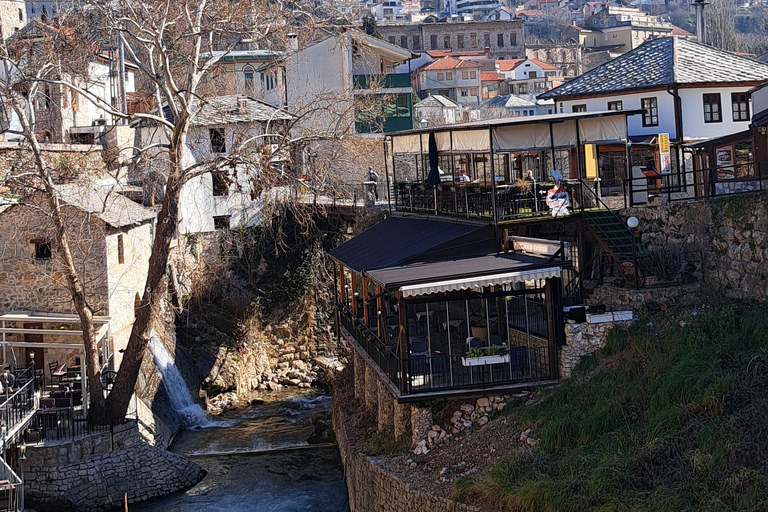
[1,366,36,448]
[624,166,767,207]
[0,457,21,512]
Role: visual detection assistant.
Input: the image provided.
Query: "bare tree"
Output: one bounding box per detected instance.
[2,3,392,423]
[707,0,741,51]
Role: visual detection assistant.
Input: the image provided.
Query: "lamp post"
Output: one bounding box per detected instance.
[18,442,27,511]
[627,216,640,289]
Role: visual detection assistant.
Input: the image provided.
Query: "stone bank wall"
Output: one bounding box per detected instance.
[24,422,204,512]
[332,395,483,512]
[627,194,768,302]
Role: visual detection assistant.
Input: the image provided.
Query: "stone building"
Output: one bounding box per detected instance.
[378,19,525,60]
[0,179,155,373]
[0,0,26,40]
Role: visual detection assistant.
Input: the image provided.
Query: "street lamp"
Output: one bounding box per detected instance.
[627,217,640,289]
[18,443,27,511]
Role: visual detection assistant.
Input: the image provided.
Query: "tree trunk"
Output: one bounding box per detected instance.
[106,141,185,422]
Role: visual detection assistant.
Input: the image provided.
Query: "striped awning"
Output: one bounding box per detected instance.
[399,266,562,298]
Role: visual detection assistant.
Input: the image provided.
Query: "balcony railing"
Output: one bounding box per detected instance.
[356,116,413,134]
[353,73,411,90]
[338,304,554,397]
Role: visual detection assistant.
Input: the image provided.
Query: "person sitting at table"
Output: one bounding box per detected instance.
[524,170,535,182]
[457,169,470,182]
[0,368,15,393]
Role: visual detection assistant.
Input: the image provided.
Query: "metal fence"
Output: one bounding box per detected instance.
[0,367,36,444]
[0,457,21,512]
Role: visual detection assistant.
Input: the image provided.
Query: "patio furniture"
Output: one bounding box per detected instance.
[411,340,428,355]
[466,337,483,350]
[470,326,488,341]
[49,361,67,385]
[489,335,504,347]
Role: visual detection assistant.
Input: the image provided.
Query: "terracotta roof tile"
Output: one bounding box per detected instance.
[481,72,505,81]
[497,59,525,71]
[424,56,480,71]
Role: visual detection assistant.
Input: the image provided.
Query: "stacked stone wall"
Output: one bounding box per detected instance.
[333,394,484,512]
[625,195,768,302]
[561,320,632,378]
[23,422,203,512]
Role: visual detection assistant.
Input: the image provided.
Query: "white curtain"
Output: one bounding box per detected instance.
[492,123,551,151]
[578,116,627,144]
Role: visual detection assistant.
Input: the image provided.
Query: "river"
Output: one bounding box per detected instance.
[135,389,350,512]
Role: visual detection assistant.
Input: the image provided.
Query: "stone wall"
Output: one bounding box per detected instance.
[333,395,483,512]
[626,194,768,302]
[561,320,632,378]
[23,422,204,512]
[585,282,704,312]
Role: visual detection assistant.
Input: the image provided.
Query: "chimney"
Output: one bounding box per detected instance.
[286,33,299,52]
[485,46,491,59]
[692,0,707,44]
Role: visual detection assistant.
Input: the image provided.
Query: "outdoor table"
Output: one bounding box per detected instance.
[442,319,463,329]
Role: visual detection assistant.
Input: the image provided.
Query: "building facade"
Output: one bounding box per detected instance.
[378,19,525,60]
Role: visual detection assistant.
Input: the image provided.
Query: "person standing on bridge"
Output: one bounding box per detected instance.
[364,166,379,200]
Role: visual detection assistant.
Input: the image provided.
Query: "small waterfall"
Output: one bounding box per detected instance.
[149,332,213,429]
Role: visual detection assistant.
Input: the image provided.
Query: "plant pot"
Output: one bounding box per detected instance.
[461,354,510,367]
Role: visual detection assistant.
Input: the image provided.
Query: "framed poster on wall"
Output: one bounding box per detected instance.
[715,145,735,180]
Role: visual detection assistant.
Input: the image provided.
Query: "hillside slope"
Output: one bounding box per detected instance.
[454,305,768,512]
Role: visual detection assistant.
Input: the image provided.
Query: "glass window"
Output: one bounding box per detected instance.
[34,241,51,260]
[484,33,490,47]
[430,34,438,49]
[213,216,231,230]
[413,36,421,50]
[703,93,722,123]
[388,36,395,44]
[209,128,226,153]
[470,71,477,79]
[462,71,468,80]
[446,72,453,80]
[641,97,658,127]
[470,33,477,47]
[470,87,478,96]
[572,104,587,113]
[497,33,504,47]
[510,33,517,46]
[607,100,622,111]
[732,93,749,122]
[444,35,451,49]
[437,72,444,81]
[212,171,228,196]
[457,34,465,49]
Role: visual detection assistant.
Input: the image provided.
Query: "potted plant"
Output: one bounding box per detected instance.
[462,345,510,366]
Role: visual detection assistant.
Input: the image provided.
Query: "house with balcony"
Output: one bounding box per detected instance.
[255,30,415,135]
[416,56,482,106]
[497,58,563,96]
[539,36,768,204]
[135,95,293,234]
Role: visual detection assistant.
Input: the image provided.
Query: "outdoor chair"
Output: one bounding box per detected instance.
[411,340,429,355]
[466,337,483,350]
[489,335,504,347]
[49,361,67,385]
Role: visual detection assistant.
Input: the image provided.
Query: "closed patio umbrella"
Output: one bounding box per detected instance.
[426,132,440,186]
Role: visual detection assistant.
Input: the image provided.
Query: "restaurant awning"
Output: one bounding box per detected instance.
[389,110,637,154]
[328,216,495,273]
[365,252,566,298]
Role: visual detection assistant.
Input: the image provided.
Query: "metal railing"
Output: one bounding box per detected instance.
[624,165,767,207]
[25,407,111,444]
[0,458,21,512]
[339,304,554,396]
[1,366,36,446]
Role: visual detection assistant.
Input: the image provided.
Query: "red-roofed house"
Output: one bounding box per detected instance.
[416,57,482,105]
[496,57,562,95]
[480,72,507,99]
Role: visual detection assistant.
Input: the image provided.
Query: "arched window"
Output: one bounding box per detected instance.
[243,65,254,92]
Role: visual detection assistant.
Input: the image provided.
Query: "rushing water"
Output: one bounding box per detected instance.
[135,390,350,512]
[148,333,214,429]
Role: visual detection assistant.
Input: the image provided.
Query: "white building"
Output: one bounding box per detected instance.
[539,36,768,187]
[416,56,482,106]
[455,0,500,17]
[136,96,293,234]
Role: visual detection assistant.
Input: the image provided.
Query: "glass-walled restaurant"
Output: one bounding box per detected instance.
[384,111,636,222]
[329,217,570,399]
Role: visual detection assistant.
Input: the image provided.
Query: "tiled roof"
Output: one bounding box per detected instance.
[424,56,481,71]
[670,25,693,37]
[416,94,460,108]
[540,36,768,100]
[517,9,546,16]
[528,58,558,70]
[497,59,524,71]
[426,50,486,58]
[192,96,293,126]
[481,72,505,81]
[54,183,156,228]
[480,94,536,109]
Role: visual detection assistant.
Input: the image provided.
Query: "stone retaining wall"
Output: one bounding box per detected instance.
[561,320,632,378]
[24,422,204,512]
[333,395,483,512]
